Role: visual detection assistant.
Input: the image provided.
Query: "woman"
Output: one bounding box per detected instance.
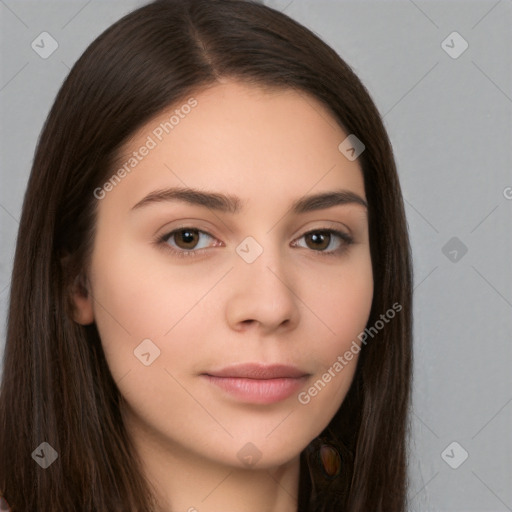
[0,0,413,510]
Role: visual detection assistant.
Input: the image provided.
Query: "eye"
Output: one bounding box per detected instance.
[159,228,220,258]
[292,229,353,256]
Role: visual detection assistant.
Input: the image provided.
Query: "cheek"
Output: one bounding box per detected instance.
[308,249,374,349]
[295,250,373,421]
[87,235,216,377]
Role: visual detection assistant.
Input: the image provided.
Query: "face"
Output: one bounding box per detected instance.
[74,79,373,472]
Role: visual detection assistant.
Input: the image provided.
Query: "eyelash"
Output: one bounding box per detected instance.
[155,227,354,259]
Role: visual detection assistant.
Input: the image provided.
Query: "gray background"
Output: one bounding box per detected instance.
[1,0,511,510]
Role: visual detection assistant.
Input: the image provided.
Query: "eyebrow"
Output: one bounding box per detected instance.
[131,186,368,214]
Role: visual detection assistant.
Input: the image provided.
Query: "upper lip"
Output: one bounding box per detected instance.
[204,363,309,379]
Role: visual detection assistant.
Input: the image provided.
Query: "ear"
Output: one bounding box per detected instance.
[70,272,95,325]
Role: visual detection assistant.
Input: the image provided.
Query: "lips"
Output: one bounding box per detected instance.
[202,363,310,404]
[205,363,308,379]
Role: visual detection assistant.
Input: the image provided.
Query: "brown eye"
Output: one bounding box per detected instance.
[293,229,353,256]
[171,228,201,250]
[158,227,220,259]
[304,231,332,251]
[162,228,217,252]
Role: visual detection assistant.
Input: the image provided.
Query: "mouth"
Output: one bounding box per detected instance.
[201,363,310,404]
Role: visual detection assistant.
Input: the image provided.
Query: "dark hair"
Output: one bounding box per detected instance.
[0,0,413,510]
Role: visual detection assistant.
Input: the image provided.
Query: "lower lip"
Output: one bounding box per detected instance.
[203,375,308,404]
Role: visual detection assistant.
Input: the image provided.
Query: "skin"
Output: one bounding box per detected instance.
[72,79,373,512]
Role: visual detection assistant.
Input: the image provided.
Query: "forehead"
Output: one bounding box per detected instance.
[103,79,366,211]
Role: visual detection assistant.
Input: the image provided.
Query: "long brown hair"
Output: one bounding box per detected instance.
[0,0,413,510]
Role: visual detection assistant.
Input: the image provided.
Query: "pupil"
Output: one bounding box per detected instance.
[309,232,329,250]
[179,229,197,248]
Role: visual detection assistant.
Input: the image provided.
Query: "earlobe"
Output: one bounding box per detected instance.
[70,273,95,325]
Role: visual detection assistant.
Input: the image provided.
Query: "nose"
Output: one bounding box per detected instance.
[224,242,300,336]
